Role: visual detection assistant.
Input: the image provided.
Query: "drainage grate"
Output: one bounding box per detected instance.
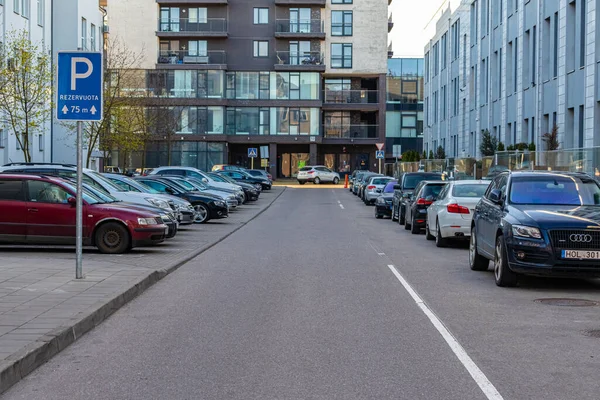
[534,298,599,307]
[584,330,600,338]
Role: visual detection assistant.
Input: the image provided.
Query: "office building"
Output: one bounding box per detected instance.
[424,0,600,159]
[107,0,389,177]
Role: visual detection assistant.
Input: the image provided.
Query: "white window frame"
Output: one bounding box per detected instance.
[188,40,207,56]
[37,0,44,26]
[189,7,207,24]
[253,40,268,57]
[21,0,29,18]
[81,17,87,50]
[13,0,20,14]
[91,23,96,51]
[253,8,268,24]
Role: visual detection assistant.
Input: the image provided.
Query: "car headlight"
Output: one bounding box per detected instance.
[512,225,542,239]
[376,197,386,204]
[138,217,161,225]
[213,201,225,207]
[145,197,170,209]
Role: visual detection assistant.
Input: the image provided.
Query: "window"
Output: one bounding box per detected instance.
[91,24,96,51]
[553,12,558,77]
[189,7,207,23]
[433,42,439,75]
[441,85,446,120]
[451,20,460,60]
[424,52,429,82]
[188,40,207,56]
[0,179,24,201]
[580,0,586,68]
[331,43,352,68]
[513,38,518,93]
[331,11,352,36]
[253,41,268,57]
[13,0,19,14]
[0,129,5,148]
[331,0,352,3]
[289,41,311,65]
[253,7,268,24]
[441,33,447,68]
[38,135,44,151]
[37,0,44,26]
[81,18,87,50]
[566,1,575,71]
[27,181,73,204]
[531,25,536,84]
[21,0,28,17]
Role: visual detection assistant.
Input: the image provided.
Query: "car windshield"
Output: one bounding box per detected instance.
[510,176,600,205]
[118,176,161,194]
[383,181,398,193]
[172,179,196,191]
[372,178,391,185]
[88,171,125,192]
[404,174,440,190]
[188,178,208,189]
[247,170,261,176]
[452,183,490,198]
[82,184,119,203]
[207,173,226,182]
[59,181,102,204]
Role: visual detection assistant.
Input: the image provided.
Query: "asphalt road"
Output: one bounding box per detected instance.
[4,187,600,400]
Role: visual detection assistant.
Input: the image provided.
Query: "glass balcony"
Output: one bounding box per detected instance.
[275,51,325,71]
[275,19,325,38]
[157,50,226,66]
[323,90,379,104]
[323,124,379,139]
[157,18,227,36]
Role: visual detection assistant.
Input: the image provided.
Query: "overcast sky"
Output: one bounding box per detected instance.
[388,0,460,58]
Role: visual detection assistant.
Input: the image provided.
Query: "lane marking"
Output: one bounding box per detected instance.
[339,204,345,209]
[387,265,504,400]
[337,200,341,204]
[377,252,386,256]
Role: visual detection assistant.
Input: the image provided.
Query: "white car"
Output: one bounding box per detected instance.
[297,166,340,184]
[149,166,245,197]
[425,180,491,247]
[363,176,394,204]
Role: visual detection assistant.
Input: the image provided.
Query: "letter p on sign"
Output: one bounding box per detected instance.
[71,57,93,90]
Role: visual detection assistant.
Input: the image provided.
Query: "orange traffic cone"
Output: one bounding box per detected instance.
[344,174,349,188]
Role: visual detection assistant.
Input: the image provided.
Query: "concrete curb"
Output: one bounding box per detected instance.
[0,187,286,394]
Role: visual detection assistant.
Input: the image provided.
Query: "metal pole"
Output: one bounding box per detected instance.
[379,158,382,174]
[76,121,83,279]
[251,157,254,169]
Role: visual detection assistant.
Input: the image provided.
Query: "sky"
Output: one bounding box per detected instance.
[388,0,461,58]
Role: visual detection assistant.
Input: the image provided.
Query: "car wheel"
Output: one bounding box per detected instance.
[425,220,435,240]
[469,226,489,271]
[314,177,321,184]
[411,216,420,234]
[298,181,306,185]
[95,222,130,254]
[391,204,398,221]
[193,203,210,224]
[404,212,411,230]
[494,235,518,287]
[375,208,383,219]
[333,177,339,184]
[434,220,447,247]
[240,193,247,203]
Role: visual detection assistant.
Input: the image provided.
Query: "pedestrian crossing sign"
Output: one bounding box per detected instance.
[376,150,385,159]
[248,148,258,158]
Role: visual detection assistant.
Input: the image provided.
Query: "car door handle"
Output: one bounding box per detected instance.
[28,208,38,212]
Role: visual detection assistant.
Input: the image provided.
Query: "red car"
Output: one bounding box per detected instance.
[0,174,168,254]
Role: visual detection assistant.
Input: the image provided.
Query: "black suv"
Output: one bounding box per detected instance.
[470,171,600,287]
[216,170,271,191]
[392,172,442,224]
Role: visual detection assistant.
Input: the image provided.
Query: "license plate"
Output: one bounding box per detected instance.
[561,250,600,259]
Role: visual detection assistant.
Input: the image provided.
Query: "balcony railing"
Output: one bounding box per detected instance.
[323,90,379,104]
[158,18,227,34]
[323,125,379,139]
[157,50,226,65]
[276,51,323,66]
[275,19,324,35]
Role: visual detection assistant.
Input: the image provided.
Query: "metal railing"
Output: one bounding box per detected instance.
[323,124,378,139]
[158,18,227,33]
[157,50,226,65]
[275,51,323,66]
[323,89,379,104]
[275,19,324,34]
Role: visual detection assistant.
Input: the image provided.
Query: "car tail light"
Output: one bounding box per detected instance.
[416,198,433,206]
[367,185,376,190]
[447,203,470,214]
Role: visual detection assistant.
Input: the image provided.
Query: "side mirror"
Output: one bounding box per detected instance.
[489,189,503,205]
[67,196,76,206]
[165,187,175,194]
[393,184,401,190]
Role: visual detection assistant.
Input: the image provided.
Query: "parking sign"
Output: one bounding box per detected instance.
[57,52,103,121]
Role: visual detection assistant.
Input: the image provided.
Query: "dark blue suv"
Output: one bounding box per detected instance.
[469,171,600,287]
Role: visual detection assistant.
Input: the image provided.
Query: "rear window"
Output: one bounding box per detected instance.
[452,183,490,198]
[421,184,446,198]
[372,178,391,185]
[299,167,312,172]
[404,174,441,190]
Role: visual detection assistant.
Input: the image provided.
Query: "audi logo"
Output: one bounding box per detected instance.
[569,234,593,243]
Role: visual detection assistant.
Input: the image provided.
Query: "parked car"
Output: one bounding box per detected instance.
[206,172,259,202]
[404,181,447,234]
[149,167,245,197]
[352,171,374,195]
[374,180,398,219]
[246,169,273,184]
[485,165,510,180]
[297,166,340,185]
[160,175,239,209]
[136,177,228,223]
[103,173,195,225]
[187,176,247,205]
[0,163,174,213]
[216,170,271,191]
[425,180,490,247]
[211,164,247,172]
[392,172,443,223]
[362,176,394,204]
[104,166,122,174]
[470,171,600,287]
[0,174,167,253]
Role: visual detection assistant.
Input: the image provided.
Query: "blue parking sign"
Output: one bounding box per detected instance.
[57,52,103,121]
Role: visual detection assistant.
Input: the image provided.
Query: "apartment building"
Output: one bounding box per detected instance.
[107,0,389,178]
[424,0,600,159]
[385,57,424,161]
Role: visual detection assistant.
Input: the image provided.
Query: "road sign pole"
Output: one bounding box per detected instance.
[379,158,382,175]
[76,121,83,279]
[251,157,254,169]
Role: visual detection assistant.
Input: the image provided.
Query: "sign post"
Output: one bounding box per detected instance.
[248,148,258,169]
[57,52,103,279]
[376,143,385,175]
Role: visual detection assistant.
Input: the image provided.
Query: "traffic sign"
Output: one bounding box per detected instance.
[57,52,103,121]
[376,150,385,159]
[248,148,258,158]
[261,159,268,167]
[376,143,385,151]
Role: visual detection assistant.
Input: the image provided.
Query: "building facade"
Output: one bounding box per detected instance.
[424,0,600,159]
[385,57,424,161]
[107,0,389,177]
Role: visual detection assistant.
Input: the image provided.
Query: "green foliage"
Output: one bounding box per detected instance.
[514,142,529,151]
[497,141,505,151]
[542,124,560,151]
[528,142,536,151]
[479,129,498,156]
[435,146,446,160]
[506,144,515,151]
[422,150,427,160]
[428,150,434,160]
[401,150,421,162]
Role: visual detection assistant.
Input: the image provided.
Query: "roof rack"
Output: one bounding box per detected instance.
[2,162,76,168]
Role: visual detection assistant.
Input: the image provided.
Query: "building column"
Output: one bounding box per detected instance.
[378,73,387,142]
[223,142,229,165]
[269,143,277,178]
[309,143,317,165]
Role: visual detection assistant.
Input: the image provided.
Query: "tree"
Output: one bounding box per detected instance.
[0,30,52,162]
[422,150,427,160]
[435,146,446,160]
[542,124,560,151]
[428,150,434,160]
[528,142,536,151]
[479,129,498,156]
[497,141,505,151]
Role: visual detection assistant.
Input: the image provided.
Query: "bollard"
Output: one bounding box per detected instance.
[344,174,349,188]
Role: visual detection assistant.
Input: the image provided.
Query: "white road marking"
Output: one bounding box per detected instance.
[339,204,345,209]
[387,265,504,400]
[377,252,386,256]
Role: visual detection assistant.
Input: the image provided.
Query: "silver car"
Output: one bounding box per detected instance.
[297,166,340,184]
[363,176,394,204]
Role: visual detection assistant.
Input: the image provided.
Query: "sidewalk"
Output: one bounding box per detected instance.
[0,187,285,393]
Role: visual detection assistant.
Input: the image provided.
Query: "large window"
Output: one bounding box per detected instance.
[225,107,319,135]
[331,43,352,68]
[253,41,269,57]
[331,11,352,36]
[188,40,207,56]
[189,8,207,23]
[153,106,223,135]
[273,107,318,135]
[271,72,319,100]
[146,142,224,172]
[331,0,352,3]
[324,111,351,138]
[253,7,268,24]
